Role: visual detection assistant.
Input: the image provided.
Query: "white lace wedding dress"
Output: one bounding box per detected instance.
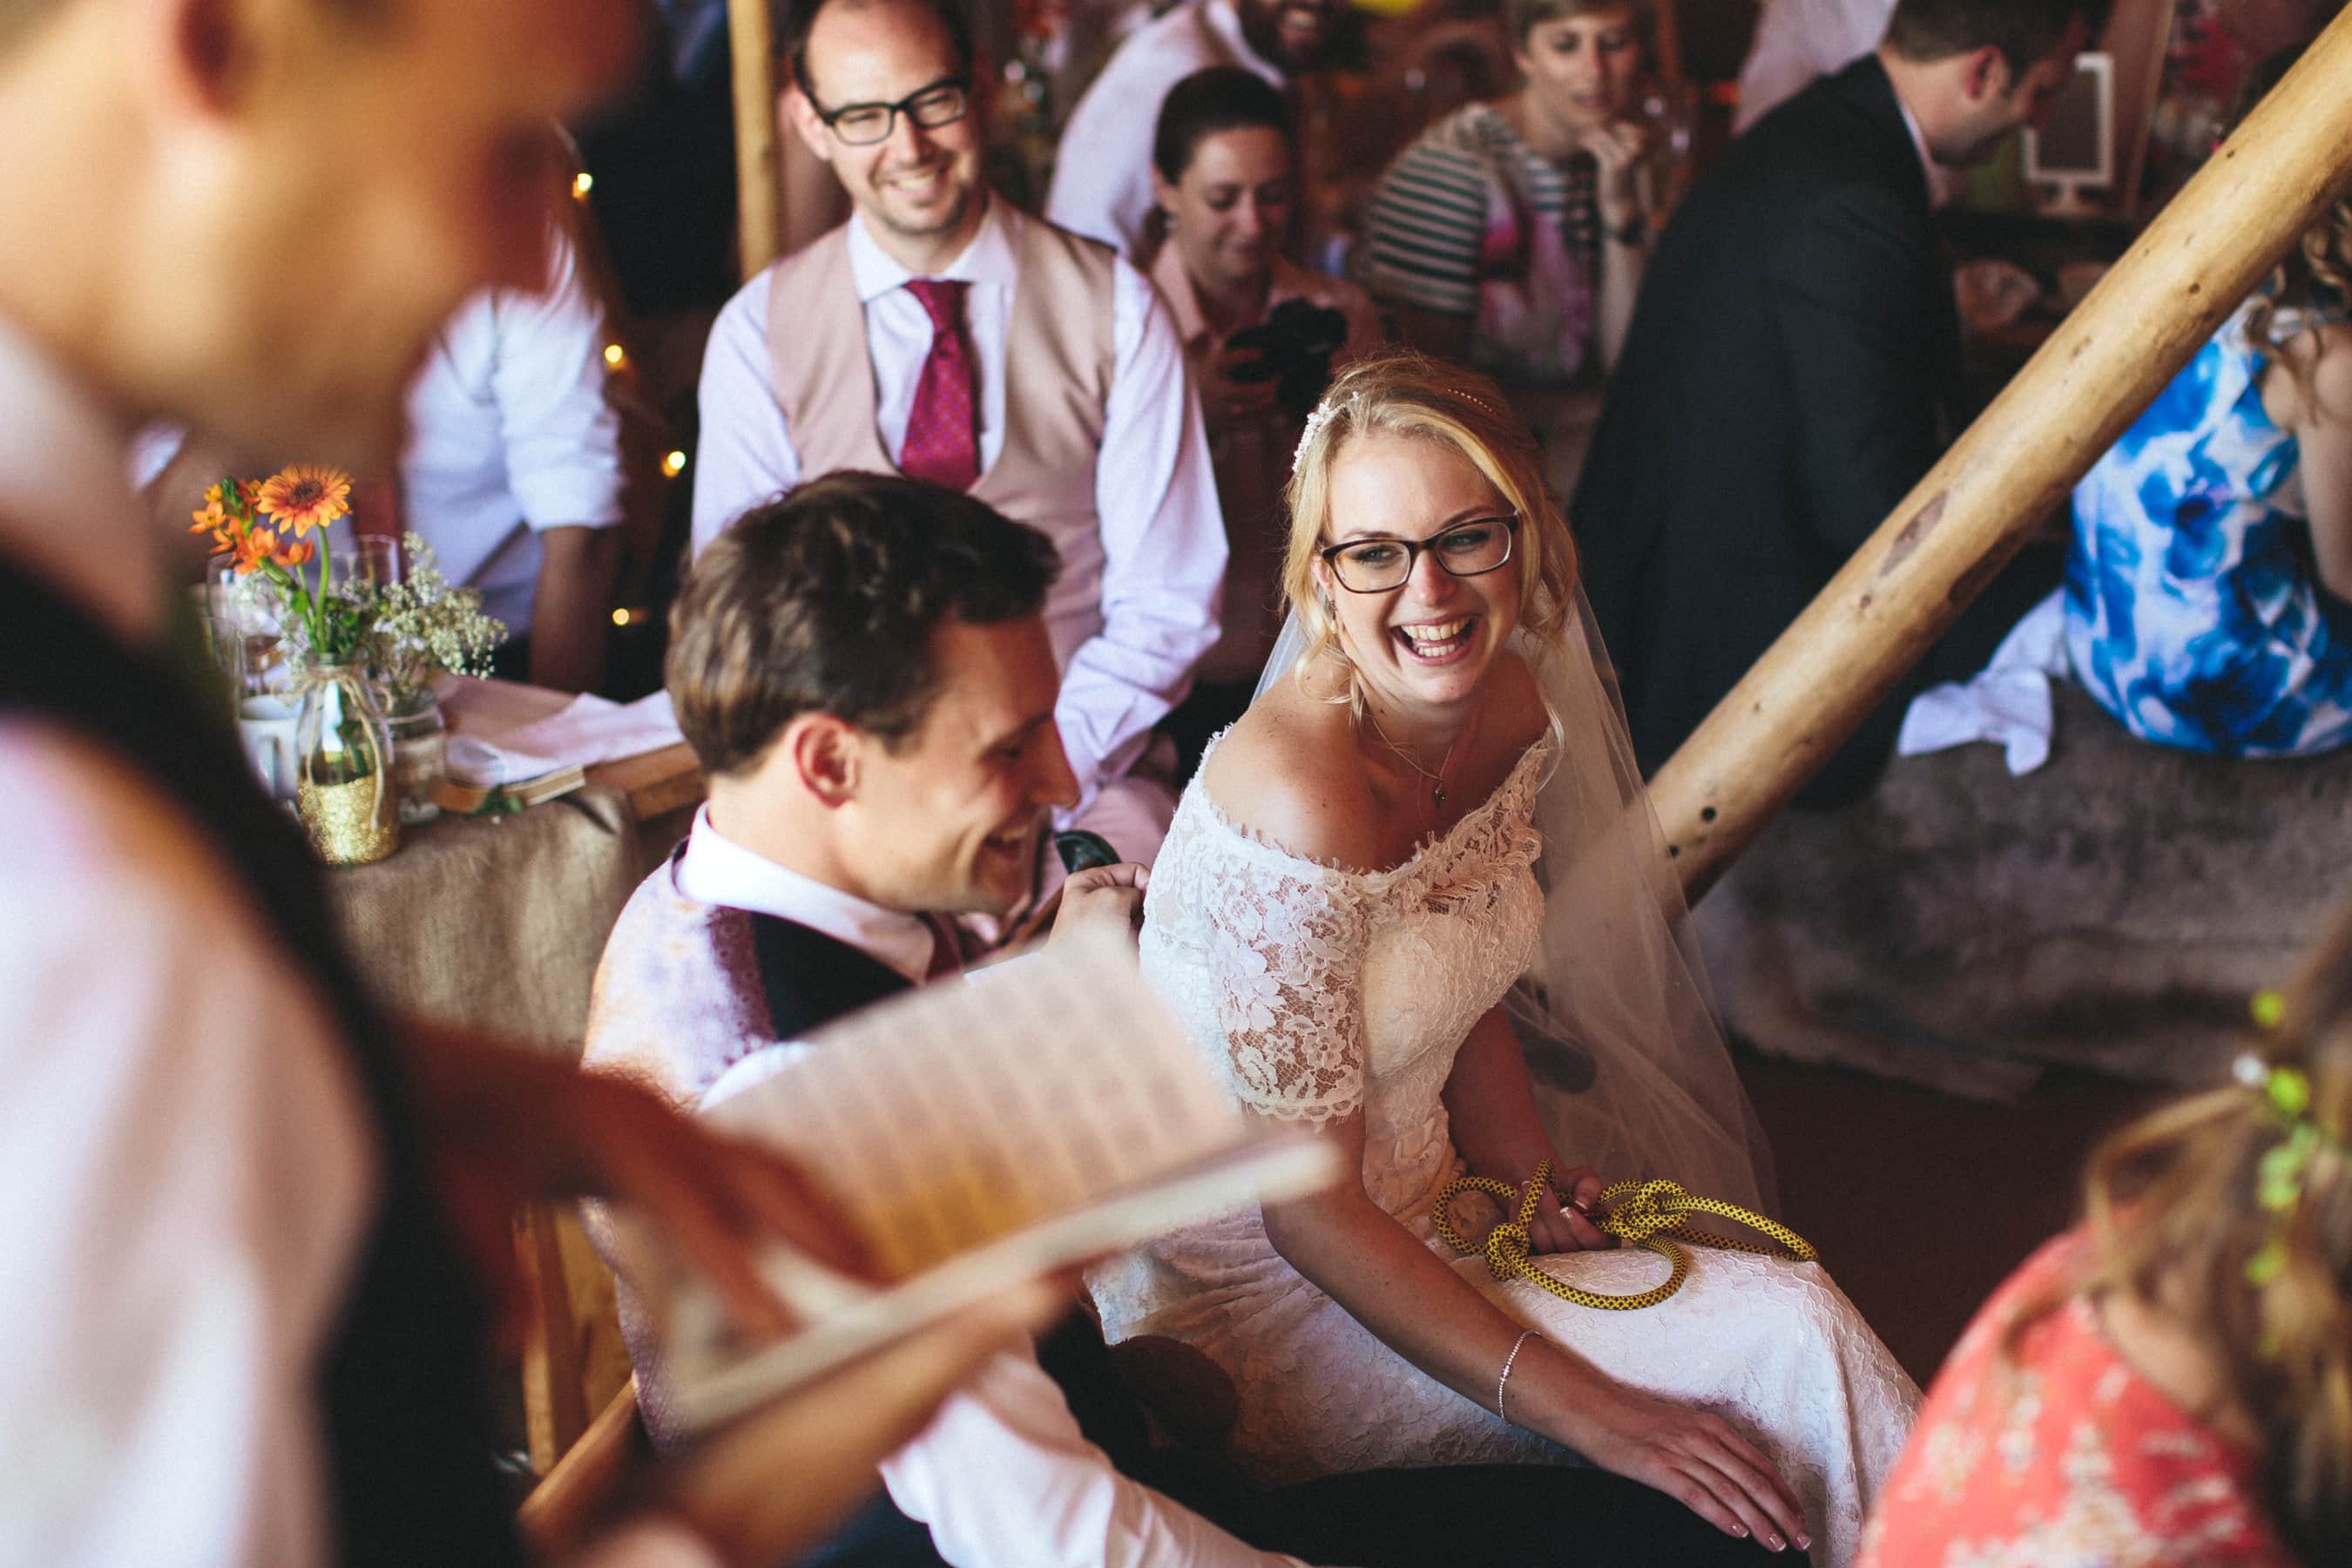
[1096,736,1921,1567]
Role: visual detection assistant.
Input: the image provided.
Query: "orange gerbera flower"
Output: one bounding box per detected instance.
[253,464,352,538]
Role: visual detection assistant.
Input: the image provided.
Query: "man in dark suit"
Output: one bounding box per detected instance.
[1571,0,2105,804]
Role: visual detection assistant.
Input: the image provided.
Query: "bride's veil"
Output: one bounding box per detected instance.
[1253,594,1779,1214]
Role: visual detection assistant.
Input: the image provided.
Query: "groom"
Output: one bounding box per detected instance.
[586,472,1799,1567]
[588,472,1315,1568]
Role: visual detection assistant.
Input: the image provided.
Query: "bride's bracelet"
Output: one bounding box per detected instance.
[1496,1328,1543,1425]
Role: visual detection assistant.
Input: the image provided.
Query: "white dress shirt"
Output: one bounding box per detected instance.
[1046,1,1285,258]
[676,806,939,986]
[403,226,625,636]
[0,314,716,1568]
[1733,0,1891,132]
[664,812,1306,1568]
[691,202,1226,809]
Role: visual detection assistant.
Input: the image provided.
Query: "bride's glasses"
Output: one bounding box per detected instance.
[1320,515,1519,594]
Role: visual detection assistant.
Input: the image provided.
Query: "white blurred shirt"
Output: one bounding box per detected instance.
[403,226,625,637]
[1734,0,1891,132]
[1045,0,1285,258]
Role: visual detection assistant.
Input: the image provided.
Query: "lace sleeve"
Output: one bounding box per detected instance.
[1194,855,1379,1128]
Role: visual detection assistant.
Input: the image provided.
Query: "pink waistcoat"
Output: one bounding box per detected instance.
[764,217,1119,668]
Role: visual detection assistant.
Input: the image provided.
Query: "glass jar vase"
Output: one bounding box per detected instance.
[384,689,448,825]
[293,659,400,864]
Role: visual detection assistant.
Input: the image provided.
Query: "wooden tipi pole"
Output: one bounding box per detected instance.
[1650,10,2352,900]
[729,0,784,278]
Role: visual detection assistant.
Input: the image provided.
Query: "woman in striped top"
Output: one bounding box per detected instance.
[1363,0,1652,389]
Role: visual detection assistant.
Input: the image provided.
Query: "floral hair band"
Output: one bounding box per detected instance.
[2234,1017,2349,1288]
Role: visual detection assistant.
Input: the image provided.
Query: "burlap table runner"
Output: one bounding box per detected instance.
[325,783,644,1057]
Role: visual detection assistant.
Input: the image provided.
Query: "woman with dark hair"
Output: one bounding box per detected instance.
[2064,47,2352,756]
[1859,898,2352,1564]
[1147,65,1382,754]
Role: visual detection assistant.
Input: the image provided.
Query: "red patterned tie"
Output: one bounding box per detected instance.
[899,277,981,490]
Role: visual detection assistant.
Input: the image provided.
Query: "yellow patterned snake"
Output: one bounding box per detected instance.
[1431,1158,1817,1311]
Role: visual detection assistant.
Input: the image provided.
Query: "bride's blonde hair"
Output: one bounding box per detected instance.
[1281,352,1577,703]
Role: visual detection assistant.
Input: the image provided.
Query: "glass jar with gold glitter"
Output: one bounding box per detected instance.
[292,659,400,865]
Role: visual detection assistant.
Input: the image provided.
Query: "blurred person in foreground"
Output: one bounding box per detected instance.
[1859,899,2352,1564]
[0,0,1071,1561]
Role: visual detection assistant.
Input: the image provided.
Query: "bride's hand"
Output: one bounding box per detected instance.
[1524,1163,1610,1253]
[1572,1379,1810,1552]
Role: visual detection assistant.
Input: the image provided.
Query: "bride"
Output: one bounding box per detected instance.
[1098,353,1918,1565]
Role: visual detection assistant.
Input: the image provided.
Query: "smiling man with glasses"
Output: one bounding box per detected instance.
[805,72,970,145]
[693,0,1227,888]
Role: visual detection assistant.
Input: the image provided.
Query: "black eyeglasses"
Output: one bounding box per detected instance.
[808,77,971,146]
[1319,515,1520,593]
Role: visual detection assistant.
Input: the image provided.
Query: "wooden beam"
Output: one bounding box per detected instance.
[730,0,783,278]
[1649,7,2352,899]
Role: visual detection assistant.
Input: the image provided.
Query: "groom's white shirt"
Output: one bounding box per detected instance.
[625,808,1305,1568]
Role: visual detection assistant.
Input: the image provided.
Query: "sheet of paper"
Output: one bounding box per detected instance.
[702,925,1253,1277]
[660,927,1340,1430]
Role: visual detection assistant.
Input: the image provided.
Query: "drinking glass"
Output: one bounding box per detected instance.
[335,533,403,591]
[206,555,285,697]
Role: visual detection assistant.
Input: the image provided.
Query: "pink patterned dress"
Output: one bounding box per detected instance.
[1858,1230,2292,1565]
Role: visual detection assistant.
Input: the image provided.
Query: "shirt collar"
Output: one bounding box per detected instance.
[1203,0,1286,84]
[846,197,1022,306]
[1148,243,1213,347]
[1891,86,1938,196]
[0,312,159,644]
[676,806,940,984]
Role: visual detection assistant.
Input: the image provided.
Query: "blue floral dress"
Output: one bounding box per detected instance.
[2065,296,2352,754]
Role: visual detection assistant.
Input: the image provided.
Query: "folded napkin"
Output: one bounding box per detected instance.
[1896,589,2070,776]
[448,690,683,787]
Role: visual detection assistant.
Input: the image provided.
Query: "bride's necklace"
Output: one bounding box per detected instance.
[1364,705,1473,814]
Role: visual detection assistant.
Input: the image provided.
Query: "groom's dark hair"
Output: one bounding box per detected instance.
[668,472,1059,779]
